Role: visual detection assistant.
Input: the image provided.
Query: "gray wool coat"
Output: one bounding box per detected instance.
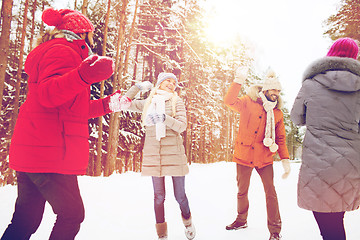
[125,86,189,177]
[291,56,360,212]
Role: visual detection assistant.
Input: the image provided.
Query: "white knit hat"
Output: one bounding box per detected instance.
[156,72,178,88]
[262,69,282,91]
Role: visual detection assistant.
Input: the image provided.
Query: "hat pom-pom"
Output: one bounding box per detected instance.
[42,8,62,26]
[269,143,279,153]
[263,138,273,147]
[265,69,277,79]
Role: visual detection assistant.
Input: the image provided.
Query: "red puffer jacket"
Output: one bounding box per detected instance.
[9,38,111,175]
[224,82,289,168]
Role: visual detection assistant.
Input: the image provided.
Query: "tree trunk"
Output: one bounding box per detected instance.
[120,0,139,88]
[132,44,139,81]
[95,0,112,176]
[185,112,192,162]
[11,0,29,132]
[0,0,14,112]
[104,0,130,177]
[39,1,45,33]
[29,0,37,51]
[81,0,88,15]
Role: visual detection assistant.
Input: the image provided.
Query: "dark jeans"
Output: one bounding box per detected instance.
[152,176,191,223]
[1,172,85,240]
[236,164,281,234]
[313,211,346,240]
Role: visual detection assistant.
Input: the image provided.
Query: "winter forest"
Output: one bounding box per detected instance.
[0,0,357,186]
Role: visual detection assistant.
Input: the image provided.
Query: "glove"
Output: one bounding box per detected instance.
[78,55,114,84]
[234,66,249,84]
[104,90,132,113]
[135,81,153,91]
[281,159,291,179]
[145,113,166,126]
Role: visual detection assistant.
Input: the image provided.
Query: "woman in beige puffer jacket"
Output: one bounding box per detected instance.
[125,73,195,240]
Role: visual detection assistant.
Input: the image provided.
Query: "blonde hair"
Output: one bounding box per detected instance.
[141,86,178,125]
[35,28,65,48]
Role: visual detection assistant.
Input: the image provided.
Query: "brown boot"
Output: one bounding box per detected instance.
[155,222,168,240]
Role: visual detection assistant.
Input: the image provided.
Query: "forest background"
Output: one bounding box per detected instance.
[0,0,357,185]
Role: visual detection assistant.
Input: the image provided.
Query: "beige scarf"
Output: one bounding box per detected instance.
[258,91,278,153]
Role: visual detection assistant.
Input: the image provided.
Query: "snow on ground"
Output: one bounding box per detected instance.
[1,161,360,240]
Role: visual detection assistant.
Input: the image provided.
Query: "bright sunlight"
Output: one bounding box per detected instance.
[202,0,280,47]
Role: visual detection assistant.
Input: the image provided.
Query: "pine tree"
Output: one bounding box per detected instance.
[11,0,29,132]
[178,2,254,163]
[324,0,360,40]
[0,0,50,185]
[0,0,14,111]
[94,0,112,176]
[282,107,303,160]
[105,0,131,176]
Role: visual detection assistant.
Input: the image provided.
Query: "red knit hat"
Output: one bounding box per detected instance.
[326,37,359,59]
[42,8,94,34]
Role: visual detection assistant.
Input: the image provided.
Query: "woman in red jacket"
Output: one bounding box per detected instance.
[1,8,130,240]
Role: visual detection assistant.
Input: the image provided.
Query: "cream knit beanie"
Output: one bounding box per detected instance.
[262,69,282,91]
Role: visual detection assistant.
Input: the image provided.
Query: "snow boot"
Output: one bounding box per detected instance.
[182,215,196,240]
[156,222,168,240]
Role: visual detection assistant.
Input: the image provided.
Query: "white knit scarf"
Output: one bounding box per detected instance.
[144,89,174,141]
[258,91,279,153]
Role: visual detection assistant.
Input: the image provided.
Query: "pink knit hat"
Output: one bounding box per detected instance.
[42,8,94,34]
[326,37,359,59]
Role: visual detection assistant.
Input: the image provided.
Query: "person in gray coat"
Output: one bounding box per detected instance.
[124,73,195,240]
[290,37,360,240]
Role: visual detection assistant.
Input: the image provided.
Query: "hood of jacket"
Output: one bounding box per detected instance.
[303,56,360,92]
[25,31,89,78]
[246,84,284,109]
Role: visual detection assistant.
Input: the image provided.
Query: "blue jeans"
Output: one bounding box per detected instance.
[152,176,191,223]
[1,172,84,240]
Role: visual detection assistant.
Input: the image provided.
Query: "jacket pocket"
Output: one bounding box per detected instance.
[236,134,253,146]
[62,121,89,165]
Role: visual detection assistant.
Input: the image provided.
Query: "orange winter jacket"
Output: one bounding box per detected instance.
[224,82,289,168]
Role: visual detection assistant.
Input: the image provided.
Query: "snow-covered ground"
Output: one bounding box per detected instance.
[1,161,360,239]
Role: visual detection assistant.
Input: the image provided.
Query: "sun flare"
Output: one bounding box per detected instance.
[202,0,278,47]
[203,14,242,45]
[204,13,242,45]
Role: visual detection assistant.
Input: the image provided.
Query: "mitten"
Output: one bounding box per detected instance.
[109,93,131,113]
[145,113,166,126]
[281,159,291,179]
[103,90,132,113]
[78,55,114,84]
[234,66,249,84]
[135,81,153,91]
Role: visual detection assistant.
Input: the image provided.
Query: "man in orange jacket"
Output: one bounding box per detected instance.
[223,67,291,240]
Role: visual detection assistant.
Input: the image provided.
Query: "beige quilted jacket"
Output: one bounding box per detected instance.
[125,86,189,177]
